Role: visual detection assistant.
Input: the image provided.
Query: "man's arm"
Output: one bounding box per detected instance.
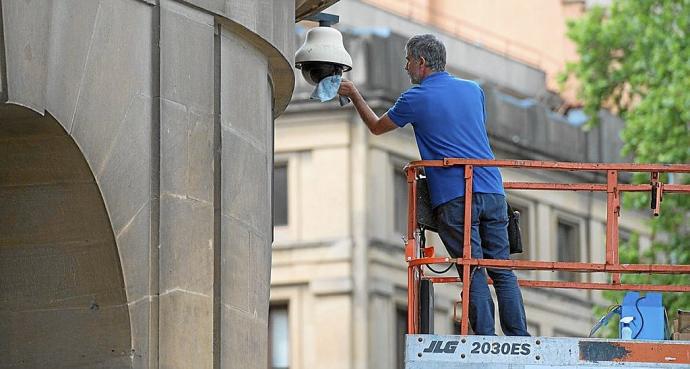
[338,79,398,135]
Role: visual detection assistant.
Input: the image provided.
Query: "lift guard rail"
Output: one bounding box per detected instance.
[403,159,690,336]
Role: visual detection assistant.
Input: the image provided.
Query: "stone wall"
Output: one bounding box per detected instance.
[0,0,297,368]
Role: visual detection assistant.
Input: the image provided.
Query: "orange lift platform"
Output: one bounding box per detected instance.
[402,159,690,368]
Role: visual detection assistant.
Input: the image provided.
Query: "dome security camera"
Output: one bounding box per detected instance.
[295,26,352,86]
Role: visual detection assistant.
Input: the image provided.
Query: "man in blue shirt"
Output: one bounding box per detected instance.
[338,34,528,336]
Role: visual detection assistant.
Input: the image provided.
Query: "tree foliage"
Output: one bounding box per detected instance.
[562,0,690,336]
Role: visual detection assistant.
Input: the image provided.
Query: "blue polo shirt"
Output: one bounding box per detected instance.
[387,71,504,208]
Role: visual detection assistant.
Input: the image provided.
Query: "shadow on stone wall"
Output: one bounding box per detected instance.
[0,104,131,369]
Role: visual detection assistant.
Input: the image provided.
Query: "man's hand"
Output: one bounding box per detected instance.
[338,78,359,99]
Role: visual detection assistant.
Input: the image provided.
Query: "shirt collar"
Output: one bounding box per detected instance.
[421,71,449,85]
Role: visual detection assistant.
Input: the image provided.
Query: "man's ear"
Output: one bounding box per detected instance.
[419,56,426,67]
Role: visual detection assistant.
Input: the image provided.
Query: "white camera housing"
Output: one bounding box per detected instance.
[295,26,352,85]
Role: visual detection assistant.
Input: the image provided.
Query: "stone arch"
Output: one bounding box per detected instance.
[0,104,132,368]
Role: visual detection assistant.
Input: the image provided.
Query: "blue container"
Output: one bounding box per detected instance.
[619,292,667,340]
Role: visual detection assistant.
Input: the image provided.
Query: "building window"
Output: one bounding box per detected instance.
[394,169,408,235]
[396,308,407,369]
[508,201,530,260]
[273,163,288,227]
[269,305,289,369]
[557,218,580,281]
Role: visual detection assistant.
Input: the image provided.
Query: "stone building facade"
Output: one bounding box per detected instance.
[268,3,651,369]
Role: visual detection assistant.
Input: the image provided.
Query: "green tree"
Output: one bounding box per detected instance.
[562,0,690,337]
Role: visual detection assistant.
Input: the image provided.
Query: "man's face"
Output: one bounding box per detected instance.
[405,52,423,85]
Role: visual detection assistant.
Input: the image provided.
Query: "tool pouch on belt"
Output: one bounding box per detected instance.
[416,177,439,233]
[507,203,523,254]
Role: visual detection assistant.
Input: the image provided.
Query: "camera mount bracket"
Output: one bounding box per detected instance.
[304,12,340,27]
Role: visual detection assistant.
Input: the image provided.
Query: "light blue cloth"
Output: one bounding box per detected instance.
[310,75,342,102]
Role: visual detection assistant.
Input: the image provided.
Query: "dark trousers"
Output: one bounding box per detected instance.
[434,193,529,336]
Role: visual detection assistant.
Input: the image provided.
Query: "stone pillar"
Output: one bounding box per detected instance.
[157,1,293,368]
[158,2,216,369]
[0,0,297,367]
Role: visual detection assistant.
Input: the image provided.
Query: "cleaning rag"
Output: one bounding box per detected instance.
[310,75,342,102]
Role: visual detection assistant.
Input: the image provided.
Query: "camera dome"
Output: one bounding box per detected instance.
[299,62,344,86]
[295,26,352,85]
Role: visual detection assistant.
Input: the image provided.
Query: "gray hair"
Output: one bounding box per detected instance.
[406,34,446,72]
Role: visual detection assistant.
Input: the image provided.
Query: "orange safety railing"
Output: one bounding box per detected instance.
[404,159,690,335]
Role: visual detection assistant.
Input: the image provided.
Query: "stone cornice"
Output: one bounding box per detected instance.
[172,0,297,117]
[296,0,341,22]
